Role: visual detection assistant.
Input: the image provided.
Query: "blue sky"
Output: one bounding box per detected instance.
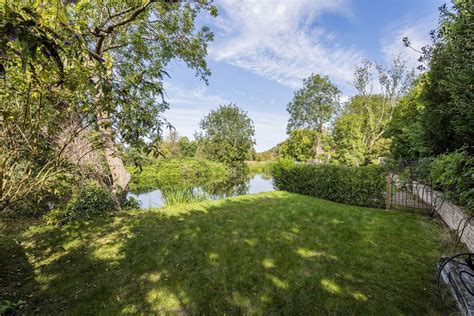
[163,0,444,151]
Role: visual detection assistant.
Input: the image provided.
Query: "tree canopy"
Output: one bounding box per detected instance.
[419,0,473,154]
[198,104,255,165]
[286,74,340,133]
[0,0,217,210]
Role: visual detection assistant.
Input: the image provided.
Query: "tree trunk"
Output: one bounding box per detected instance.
[98,115,131,199]
[314,124,324,163]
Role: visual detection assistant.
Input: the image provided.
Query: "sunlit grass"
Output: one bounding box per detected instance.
[1,191,454,314]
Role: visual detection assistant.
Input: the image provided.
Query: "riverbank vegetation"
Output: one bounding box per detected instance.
[127,158,229,193]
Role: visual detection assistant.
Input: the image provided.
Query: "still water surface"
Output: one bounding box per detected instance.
[128,173,274,209]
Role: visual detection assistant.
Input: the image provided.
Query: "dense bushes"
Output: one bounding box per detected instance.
[128,158,229,192]
[44,182,118,224]
[272,160,386,208]
[415,151,473,213]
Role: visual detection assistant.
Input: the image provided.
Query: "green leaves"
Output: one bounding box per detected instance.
[1,0,217,210]
[272,161,386,208]
[286,74,340,133]
[420,0,474,154]
[279,129,319,162]
[198,104,255,165]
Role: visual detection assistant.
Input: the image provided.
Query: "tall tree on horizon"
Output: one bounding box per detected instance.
[197,104,255,165]
[286,74,340,160]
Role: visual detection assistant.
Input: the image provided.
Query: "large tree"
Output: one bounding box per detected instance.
[287,74,340,133]
[71,0,217,196]
[278,129,331,162]
[386,79,429,162]
[198,104,255,165]
[286,74,340,160]
[417,1,473,154]
[0,0,217,206]
[332,96,392,165]
[339,56,414,165]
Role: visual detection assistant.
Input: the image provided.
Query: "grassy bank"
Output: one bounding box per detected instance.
[127,158,229,192]
[1,192,453,314]
[246,161,275,175]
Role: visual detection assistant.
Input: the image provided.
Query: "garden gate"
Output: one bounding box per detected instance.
[387,174,438,215]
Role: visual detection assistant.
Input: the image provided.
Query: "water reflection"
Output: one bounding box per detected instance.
[128,173,274,209]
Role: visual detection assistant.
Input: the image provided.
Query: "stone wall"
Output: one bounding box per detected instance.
[412,182,474,252]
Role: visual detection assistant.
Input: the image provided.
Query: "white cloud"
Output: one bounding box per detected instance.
[381,16,436,70]
[163,82,227,140]
[209,0,362,89]
[248,109,287,151]
[163,82,287,151]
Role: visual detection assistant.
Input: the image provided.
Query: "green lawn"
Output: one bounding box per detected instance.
[1,192,453,314]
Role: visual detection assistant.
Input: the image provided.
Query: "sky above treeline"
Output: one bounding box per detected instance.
[163,0,444,151]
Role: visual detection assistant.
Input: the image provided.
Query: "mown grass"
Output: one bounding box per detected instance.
[1,192,454,314]
[127,158,229,192]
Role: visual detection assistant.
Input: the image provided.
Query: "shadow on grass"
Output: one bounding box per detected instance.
[4,193,450,314]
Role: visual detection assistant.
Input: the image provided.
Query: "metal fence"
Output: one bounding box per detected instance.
[388,174,435,214]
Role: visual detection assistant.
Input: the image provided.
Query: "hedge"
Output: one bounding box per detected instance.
[272,160,386,208]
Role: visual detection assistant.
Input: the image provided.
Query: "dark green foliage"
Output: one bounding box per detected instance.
[0,300,26,315]
[416,151,473,213]
[122,196,141,210]
[420,1,474,154]
[177,136,198,158]
[387,80,430,162]
[44,182,117,224]
[272,160,386,207]
[69,182,116,215]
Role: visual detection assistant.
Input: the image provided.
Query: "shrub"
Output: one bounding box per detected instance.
[127,158,229,192]
[272,160,386,208]
[161,187,210,206]
[44,182,117,224]
[122,196,141,210]
[424,151,473,213]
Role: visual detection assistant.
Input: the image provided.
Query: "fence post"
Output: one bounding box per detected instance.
[386,173,391,210]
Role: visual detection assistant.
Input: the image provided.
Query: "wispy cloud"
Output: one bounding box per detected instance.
[209,0,362,89]
[163,82,227,140]
[381,15,437,70]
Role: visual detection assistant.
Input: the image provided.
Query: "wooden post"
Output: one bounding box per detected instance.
[386,173,391,210]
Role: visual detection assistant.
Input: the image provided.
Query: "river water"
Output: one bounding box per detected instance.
[128,173,274,209]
